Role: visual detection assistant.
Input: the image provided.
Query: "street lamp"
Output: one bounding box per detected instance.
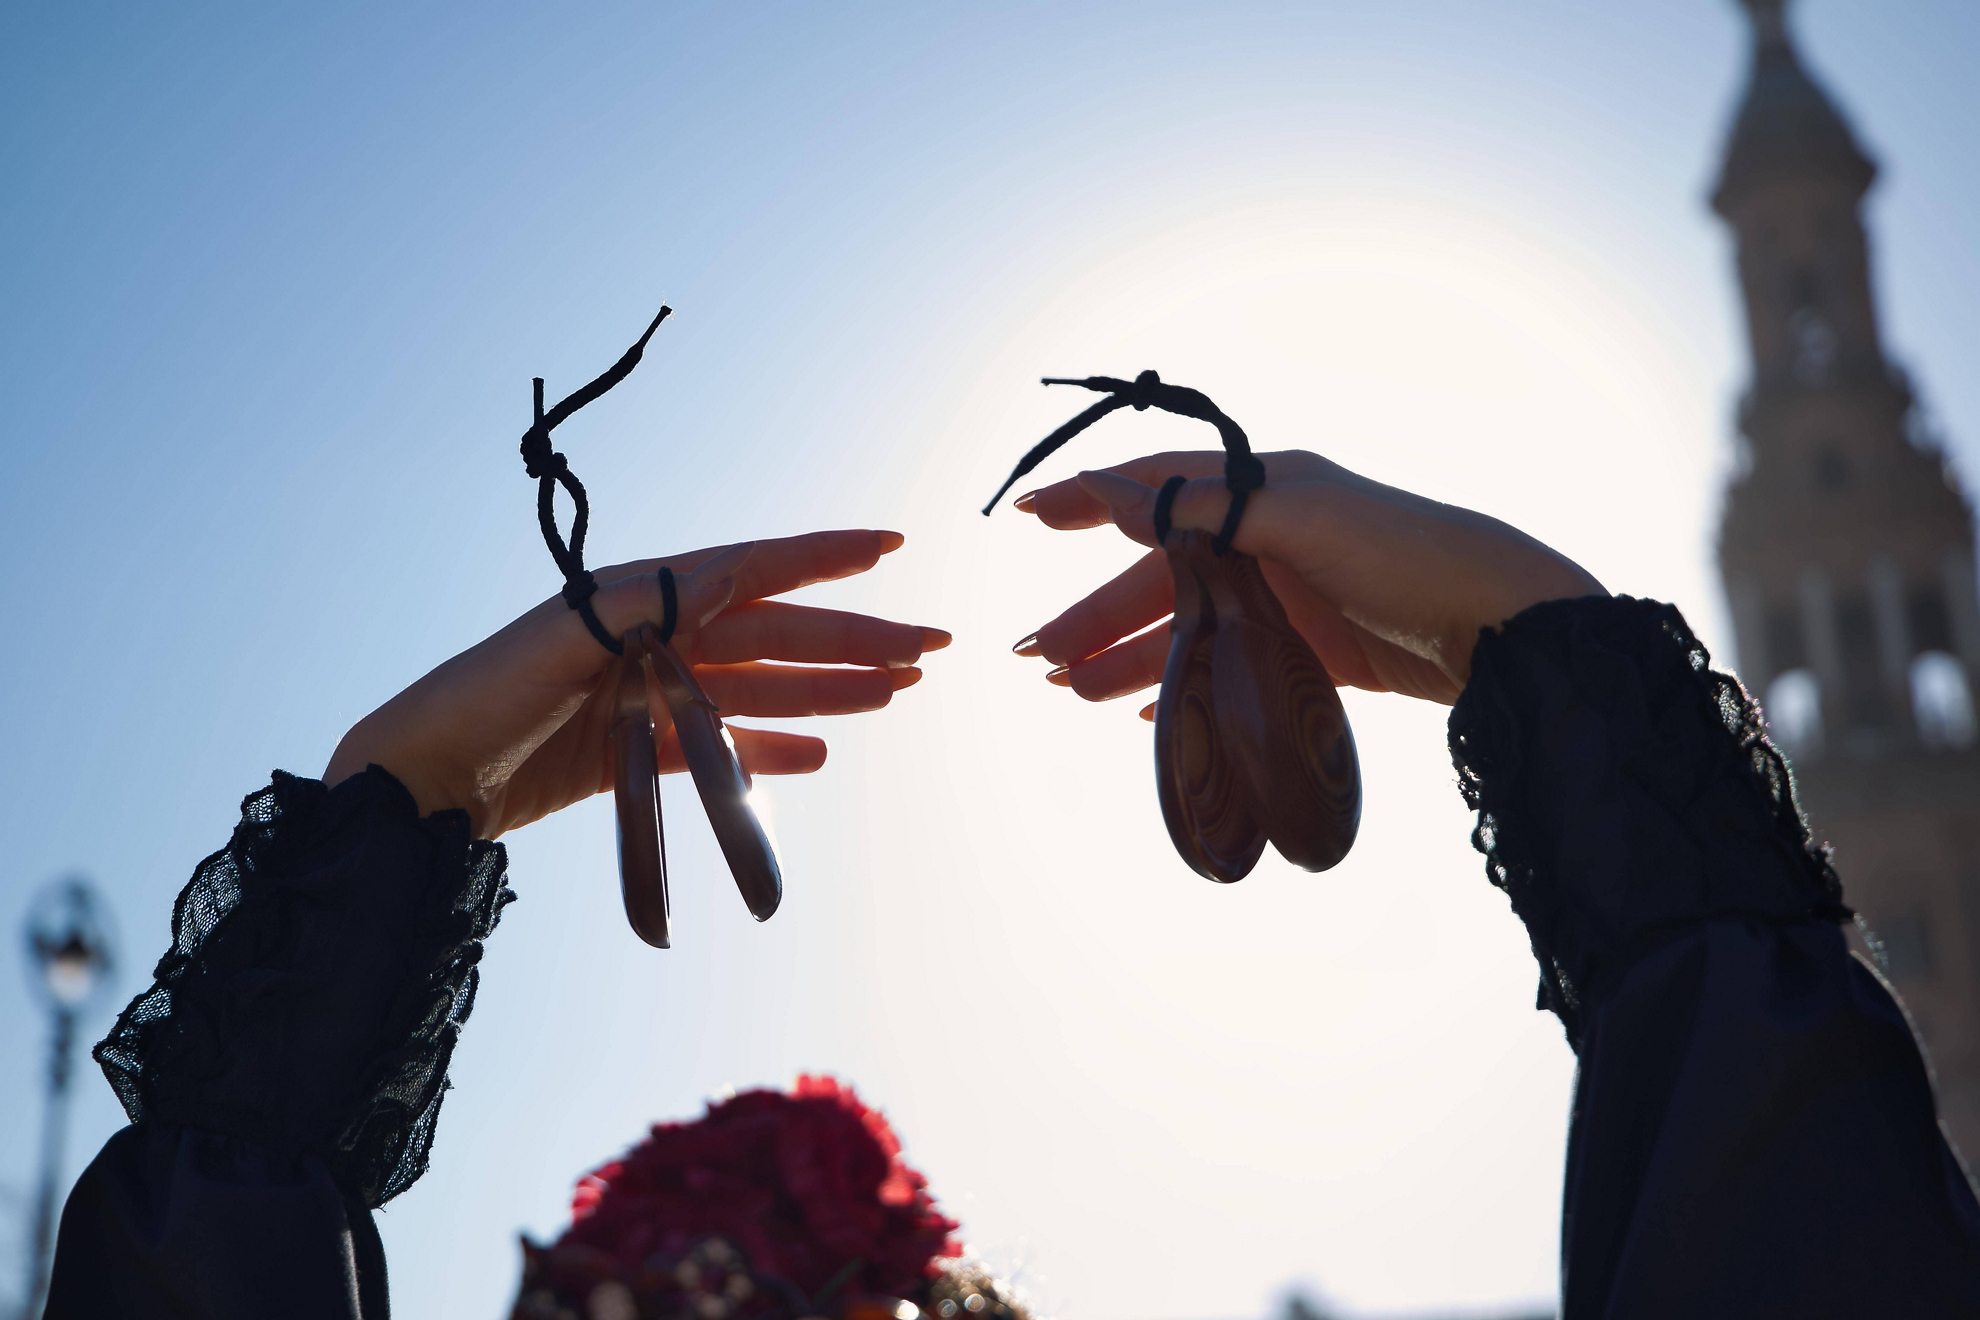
[19,879,114,1320]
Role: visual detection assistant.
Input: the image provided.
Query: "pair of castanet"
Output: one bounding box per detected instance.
[610,622,782,948]
[524,310,1359,950]
[1154,529,1360,882]
[985,370,1362,883]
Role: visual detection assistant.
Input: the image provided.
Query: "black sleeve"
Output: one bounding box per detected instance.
[45,767,513,1320]
[1449,595,1980,1319]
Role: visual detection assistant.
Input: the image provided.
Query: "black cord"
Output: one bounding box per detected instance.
[657,566,678,645]
[519,305,672,655]
[980,370,1265,555]
[1153,475,1187,546]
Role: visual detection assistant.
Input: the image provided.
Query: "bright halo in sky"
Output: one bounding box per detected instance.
[797,194,1722,1318]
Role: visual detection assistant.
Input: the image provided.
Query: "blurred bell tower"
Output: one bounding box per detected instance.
[1713,0,1980,1160]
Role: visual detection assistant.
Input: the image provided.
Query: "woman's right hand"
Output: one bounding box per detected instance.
[1013,450,1606,707]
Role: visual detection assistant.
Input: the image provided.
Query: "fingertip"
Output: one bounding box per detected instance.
[1011,631,1041,657]
[919,626,953,652]
[787,734,829,772]
[1013,491,1038,513]
[1138,702,1156,723]
[889,666,923,691]
[1045,665,1071,688]
[877,530,905,554]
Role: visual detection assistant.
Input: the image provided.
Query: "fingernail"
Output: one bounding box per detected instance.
[919,626,953,652]
[1013,491,1038,513]
[877,531,905,553]
[1045,665,1071,687]
[1011,632,1041,657]
[889,666,923,691]
[1139,702,1157,723]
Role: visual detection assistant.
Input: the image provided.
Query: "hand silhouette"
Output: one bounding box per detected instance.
[325,530,947,837]
[1014,451,1604,709]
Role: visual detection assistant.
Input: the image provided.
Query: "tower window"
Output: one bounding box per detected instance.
[1812,446,1851,491]
[1835,594,1892,729]
[1791,308,1838,386]
[1912,651,1977,749]
[1764,604,1806,673]
[1765,669,1823,758]
[1908,584,1955,654]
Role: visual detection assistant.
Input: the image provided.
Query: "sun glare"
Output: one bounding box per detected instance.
[779,194,1725,1315]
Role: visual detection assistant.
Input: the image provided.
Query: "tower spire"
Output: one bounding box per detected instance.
[1739,0,1789,49]
[1713,0,1872,215]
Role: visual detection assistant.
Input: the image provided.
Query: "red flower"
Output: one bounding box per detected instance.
[558,1076,962,1301]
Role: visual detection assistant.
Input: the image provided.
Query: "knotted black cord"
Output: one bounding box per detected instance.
[979,370,1266,555]
[519,305,673,655]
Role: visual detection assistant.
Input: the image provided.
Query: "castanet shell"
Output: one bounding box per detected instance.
[612,651,671,948]
[1155,532,1268,883]
[1198,541,1361,871]
[645,638,784,921]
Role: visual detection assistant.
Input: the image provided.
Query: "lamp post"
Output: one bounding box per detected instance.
[20,879,114,1320]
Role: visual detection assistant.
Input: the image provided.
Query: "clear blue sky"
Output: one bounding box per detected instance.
[3,2,1977,1317]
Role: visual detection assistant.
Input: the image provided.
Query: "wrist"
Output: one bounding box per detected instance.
[1443,560,1608,690]
[324,728,464,826]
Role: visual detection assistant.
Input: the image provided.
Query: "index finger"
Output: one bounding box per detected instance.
[1022,450,1333,530]
[1023,451,1226,530]
[594,529,904,604]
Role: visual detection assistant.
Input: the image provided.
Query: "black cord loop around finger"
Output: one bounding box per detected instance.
[984,368,1263,556]
[657,566,679,645]
[1153,475,1187,546]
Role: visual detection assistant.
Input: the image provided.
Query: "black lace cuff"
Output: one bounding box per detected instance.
[94,767,514,1208]
[1448,596,1848,1050]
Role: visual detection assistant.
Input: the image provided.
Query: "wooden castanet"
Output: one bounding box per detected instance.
[612,639,671,948]
[636,625,784,922]
[1155,531,1268,883]
[1197,540,1361,871]
[981,370,1364,883]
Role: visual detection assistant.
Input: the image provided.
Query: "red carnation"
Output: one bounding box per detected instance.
[556,1076,962,1302]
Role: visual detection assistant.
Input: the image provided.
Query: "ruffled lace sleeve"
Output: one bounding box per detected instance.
[48,767,513,1320]
[1449,596,1980,1318]
[1448,595,1848,1049]
[94,765,513,1206]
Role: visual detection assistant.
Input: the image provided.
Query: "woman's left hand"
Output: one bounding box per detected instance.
[324,529,946,838]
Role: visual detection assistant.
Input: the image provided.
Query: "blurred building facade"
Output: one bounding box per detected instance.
[1713,0,1980,1161]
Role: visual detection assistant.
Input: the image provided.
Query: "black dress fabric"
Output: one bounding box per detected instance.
[46,767,511,1320]
[42,596,1980,1318]
[1450,596,1980,1317]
